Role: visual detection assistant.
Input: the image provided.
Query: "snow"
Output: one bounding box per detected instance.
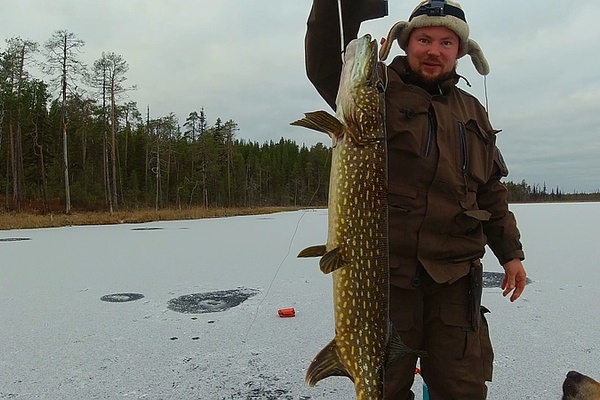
[1,203,599,399]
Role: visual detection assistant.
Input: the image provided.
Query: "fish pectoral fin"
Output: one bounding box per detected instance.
[306,339,352,387]
[386,324,427,368]
[290,110,344,139]
[298,246,346,274]
[298,245,327,258]
[319,247,347,274]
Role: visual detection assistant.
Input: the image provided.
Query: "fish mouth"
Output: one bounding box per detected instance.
[344,34,378,87]
[335,33,383,145]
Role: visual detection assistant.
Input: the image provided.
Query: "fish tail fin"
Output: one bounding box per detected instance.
[306,339,352,387]
[290,110,343,139]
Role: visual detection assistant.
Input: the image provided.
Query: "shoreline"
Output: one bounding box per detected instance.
[0,206,317,231]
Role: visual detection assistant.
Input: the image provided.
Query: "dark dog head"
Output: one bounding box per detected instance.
[563,371,600,400]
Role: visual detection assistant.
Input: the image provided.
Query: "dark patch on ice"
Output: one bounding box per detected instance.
[131,227,164,231]
[167,288,259,314]
[235,374,295,400]
[0,237,31,242]
[100,293,145,302]
[256,217,274,220]
[483,272,532,288]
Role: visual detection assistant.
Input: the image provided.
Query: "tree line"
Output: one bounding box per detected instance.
[0,31,331,213]
[504,180,600,203]
[2,32,598,215]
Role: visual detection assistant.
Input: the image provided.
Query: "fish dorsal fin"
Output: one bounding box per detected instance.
[290,110,344,139]
[385,322,427,368]
[297,245,327,258]
[319,247,347,274]
[306,339,352,387]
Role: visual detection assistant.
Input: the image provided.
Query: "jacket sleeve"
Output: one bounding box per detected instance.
[305,0,387,110]
[479,148,526,265]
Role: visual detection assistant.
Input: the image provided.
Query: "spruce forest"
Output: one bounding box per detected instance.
[1,32,331,214]
[1,32,598,216]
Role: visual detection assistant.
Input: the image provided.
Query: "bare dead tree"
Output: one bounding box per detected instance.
[42,30,86,214]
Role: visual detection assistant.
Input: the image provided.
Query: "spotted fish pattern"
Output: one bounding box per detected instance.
[291,34,417,400]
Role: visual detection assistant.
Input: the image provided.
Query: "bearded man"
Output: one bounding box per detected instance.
[304,1,528,398]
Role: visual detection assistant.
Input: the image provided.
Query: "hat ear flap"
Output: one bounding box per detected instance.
[379,21,409,61]
[466,38,490,76]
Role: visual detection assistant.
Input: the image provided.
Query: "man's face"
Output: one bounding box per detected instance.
[406,25,460,84]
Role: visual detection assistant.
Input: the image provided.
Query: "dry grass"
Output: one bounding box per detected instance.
[0,206,312,231]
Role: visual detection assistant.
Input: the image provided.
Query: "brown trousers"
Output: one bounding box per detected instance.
[385,272,494,400]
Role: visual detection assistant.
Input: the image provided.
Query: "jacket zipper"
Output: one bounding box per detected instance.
[424,108,436,157]
[458,122,468,193]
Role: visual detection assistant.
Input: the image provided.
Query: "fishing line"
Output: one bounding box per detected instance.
[483,74,490,114]
[241,209,309,343]
[337,0,345,60]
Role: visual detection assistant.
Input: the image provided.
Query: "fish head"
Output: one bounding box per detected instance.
[336,34,385,145]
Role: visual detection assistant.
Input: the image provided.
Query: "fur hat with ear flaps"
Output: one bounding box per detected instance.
[379,0,490,76]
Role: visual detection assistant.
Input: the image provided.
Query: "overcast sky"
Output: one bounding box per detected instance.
[1,1,599,192]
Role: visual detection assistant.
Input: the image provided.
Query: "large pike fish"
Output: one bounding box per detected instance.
[291,34,417,399]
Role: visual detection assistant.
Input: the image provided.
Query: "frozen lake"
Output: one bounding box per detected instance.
[1,202,599,399]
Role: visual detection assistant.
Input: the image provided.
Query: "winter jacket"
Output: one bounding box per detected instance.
[305,0,525,288]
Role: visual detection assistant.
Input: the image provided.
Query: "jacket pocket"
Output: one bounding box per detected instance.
[439,302,494,378]
[450,194,491,238]
[388,128,422,158]
[440,302,471,359]
[452,209,491,237]
[388,183,417,212]
[387,102,429,158]
[440,195,491,262]
[388,184,418,269]
[458,120,497,185]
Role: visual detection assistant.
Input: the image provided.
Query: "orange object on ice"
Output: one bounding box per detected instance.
[278,308,296,318]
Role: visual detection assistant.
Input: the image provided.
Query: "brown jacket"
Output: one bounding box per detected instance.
[306,0,525,288]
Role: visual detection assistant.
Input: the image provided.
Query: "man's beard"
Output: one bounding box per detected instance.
[407,61,458,88]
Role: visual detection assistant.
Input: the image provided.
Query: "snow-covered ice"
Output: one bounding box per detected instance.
[1,203,599,399]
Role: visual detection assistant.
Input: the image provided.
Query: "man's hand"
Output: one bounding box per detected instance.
[357,0,388,21]
[501,258,527,302]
